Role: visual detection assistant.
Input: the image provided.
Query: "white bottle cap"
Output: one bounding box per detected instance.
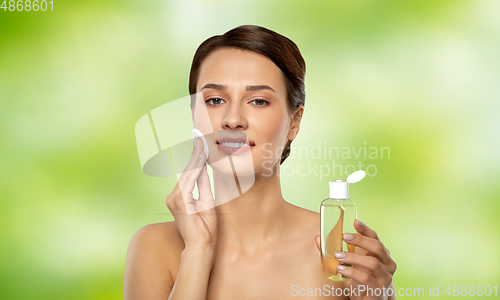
[347,170,366,184]
[329,180,348,199]
[329,170,366,199]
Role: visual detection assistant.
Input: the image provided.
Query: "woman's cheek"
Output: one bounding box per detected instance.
[255,113,288,162]
[268,112,289,145]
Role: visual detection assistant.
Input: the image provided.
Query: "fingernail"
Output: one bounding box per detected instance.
[356,219,364,227]
[337,265,347,272]
[343,233,354,241]
[334,252,346,259]
[198,152,205,160]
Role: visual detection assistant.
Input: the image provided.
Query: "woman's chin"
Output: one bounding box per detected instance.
[208,158,256,177]
[229,156,256,176]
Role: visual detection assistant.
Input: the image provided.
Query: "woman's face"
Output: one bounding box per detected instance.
[193,47,298,176]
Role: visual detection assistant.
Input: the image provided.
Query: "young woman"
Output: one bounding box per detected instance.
[124,25,397,300]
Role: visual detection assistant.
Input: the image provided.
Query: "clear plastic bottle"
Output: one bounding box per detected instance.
[320,171,366,281]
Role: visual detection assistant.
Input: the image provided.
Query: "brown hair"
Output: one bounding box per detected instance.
[189,25,306,165]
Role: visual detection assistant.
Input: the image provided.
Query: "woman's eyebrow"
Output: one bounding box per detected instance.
[200,83,276,93]
[246,85,276,93]
[201,83,227,91]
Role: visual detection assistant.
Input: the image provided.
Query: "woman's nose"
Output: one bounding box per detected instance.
[221,102,248,130]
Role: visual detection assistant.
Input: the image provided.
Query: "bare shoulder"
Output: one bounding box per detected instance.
[287,204,320,236]
[291,204,320,224]
[124,221,183,300]
[298,206,320,221]
[128,221,184,252]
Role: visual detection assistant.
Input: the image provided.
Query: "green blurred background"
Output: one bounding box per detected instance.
[1,0,499,299]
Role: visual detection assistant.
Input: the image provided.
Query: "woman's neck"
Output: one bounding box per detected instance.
[212,163,294,252]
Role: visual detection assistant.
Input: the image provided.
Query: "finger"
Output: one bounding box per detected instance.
[179,137,205,184]
[177,139,206,197]
[178,161,206,205]
[354,221,396,271]
[336,265,372,285]
[197,165,213,201]
[334,252,392,284]
[190,137,205,160]
[354,220,379,240]
[178,162,207,215]
[196,165,216,211]
[315,235,321,252]
[343,233,392,266]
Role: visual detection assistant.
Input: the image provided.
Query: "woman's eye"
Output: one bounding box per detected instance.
[250,99,270,106]
[205,98,226,106]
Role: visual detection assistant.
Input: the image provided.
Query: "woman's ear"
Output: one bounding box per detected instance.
[287,105,304,141]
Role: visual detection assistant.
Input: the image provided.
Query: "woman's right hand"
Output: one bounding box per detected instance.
[166,137,217,257]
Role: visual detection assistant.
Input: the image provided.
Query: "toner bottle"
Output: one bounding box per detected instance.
[320,170,366,281]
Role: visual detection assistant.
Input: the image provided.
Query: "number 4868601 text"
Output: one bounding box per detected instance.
[1,0,54,11]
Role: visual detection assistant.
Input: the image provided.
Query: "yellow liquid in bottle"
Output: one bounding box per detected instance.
[321,200,356,281]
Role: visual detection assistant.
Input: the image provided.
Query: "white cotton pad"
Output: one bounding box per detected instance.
[191,128,209,161]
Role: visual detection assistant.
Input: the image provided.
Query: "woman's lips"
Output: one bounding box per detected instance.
[216,137,255,155]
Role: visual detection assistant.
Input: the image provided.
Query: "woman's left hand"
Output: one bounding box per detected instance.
[315,220,397,300]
